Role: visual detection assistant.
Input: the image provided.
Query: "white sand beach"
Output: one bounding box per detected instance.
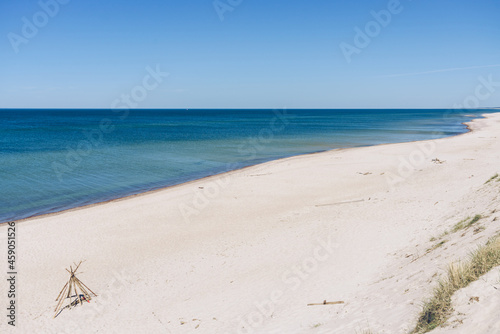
[2,113,500,334]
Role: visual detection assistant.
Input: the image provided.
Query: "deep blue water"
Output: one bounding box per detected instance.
[0,108,494,223]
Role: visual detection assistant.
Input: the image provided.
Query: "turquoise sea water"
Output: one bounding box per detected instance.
[0,109,494,223]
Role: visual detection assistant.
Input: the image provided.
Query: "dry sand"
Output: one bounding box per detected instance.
[1,113,500,334]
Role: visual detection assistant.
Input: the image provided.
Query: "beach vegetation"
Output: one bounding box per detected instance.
[428,215,484,251]
[451,215,482,233]
[429,215,483,242]
[467,214,482,227]
[485,173,499,184]
[427,240,446,253]
[439,230,450,238]
[413,234,500,333]
[451,217,469,233]
[430,230,450,243]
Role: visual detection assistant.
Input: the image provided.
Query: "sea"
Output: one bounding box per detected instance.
[0,108,495,223]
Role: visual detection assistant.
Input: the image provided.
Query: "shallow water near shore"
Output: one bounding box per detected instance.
[0,108,494,222]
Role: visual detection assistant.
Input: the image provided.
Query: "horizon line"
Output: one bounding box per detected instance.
[0,107,499,110]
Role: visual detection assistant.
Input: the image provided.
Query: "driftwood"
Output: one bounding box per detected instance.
[54,261,97,318]
[307,300,344,306]
[315,199,364,207]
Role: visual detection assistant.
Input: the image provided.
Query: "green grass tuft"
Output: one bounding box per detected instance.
[468,214,482,226]
[413,234,500,333]
[427,240,447,252]
[485,173,499,184]
[451,215,482,233]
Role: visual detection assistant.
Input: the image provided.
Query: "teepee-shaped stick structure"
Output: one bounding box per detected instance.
[54,261,97,318]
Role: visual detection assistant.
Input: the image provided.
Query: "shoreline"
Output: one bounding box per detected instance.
[4,113,487,225]
[2,112,500,333]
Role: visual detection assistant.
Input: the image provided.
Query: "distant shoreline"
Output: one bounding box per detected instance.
[5,111,496,225]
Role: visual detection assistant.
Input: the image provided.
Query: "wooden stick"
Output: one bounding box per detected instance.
[54,305,68,318]
[55,281,69,302]
[315,199,364,207]
[71,278,77,301]
[74,278,79,297]
[67,278,74,299]
[73,261,82,273]
[54,283,69,313]
[54,261,96,317]
[74,279,91,299]
[66,279,71,299]
[77,278,97,296]
[54,285,67,312]
[307,300,344,306]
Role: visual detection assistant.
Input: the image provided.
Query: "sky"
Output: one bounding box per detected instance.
[0,0,499,109]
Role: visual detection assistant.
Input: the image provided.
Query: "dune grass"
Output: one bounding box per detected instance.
[413,234,500,333]
[451,214,482,233]
[485,173,499,184]
[427,215,483,251]
[426,240,446,253]
[430,215,482,245]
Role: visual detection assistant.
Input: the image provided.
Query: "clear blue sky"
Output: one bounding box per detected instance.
[1,0,499,108]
